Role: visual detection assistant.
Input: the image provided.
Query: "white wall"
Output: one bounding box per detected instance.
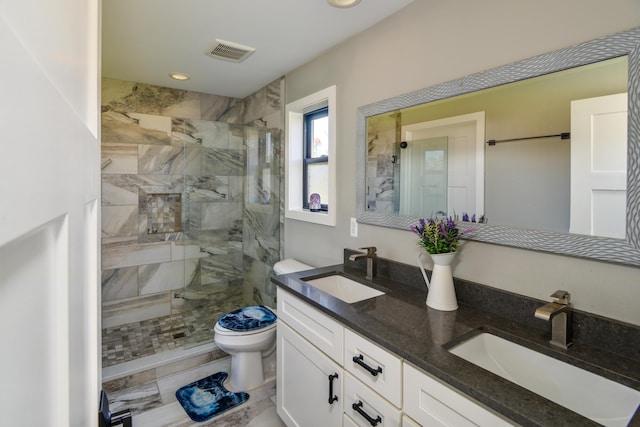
[284,0,640,325]
[0,0,100,425]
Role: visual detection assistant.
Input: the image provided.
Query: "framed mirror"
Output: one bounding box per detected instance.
[356,27,640,267]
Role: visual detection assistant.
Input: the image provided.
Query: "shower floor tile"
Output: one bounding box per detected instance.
[102,309,218,367]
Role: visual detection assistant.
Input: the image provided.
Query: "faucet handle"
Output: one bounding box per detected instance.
[550,290,570,305]
[359,246,377,256]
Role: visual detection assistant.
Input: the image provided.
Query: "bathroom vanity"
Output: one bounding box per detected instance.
[272,251,640,426]
[276,286,512,426]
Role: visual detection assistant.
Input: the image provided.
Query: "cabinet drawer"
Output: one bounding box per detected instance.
[344,329,402,407]
[344,413,359,427]
[345,372,402,427]
[403,363,514,427]
[277,288,344,364]
[401,415,421,427]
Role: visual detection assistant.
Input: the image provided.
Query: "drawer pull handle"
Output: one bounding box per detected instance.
[352,400,382,426]
[328,373,339,404]
[353,354,383,376]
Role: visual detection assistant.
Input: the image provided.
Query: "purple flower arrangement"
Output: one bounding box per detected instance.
[411,216,474,254]
[461,212,487,223]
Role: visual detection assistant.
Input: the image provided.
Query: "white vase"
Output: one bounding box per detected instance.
[418,252,458,311]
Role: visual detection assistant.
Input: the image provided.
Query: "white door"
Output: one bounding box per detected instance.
[403,112,485,218]
[0,2,100,426]
[570,93,627,238]
[400,136,449,217]
[277,322,343,427]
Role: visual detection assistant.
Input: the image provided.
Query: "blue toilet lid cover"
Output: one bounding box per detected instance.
[217,305,277,332]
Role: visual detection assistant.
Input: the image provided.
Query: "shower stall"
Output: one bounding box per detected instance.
[101,82,282,368]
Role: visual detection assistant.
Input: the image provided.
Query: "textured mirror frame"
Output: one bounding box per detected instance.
[356,27,640,267]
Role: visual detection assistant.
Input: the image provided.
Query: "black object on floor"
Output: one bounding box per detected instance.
[99,390,133,427]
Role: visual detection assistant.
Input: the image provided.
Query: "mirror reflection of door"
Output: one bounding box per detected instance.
[401,112,485,218]
[400,137,448,217]
[570,93,627,238]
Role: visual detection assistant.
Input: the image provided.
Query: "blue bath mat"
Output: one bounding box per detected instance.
[175,372,249,422]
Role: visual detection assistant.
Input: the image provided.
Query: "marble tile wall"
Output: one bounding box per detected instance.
[366,120,397,214]
[101,77,284,347]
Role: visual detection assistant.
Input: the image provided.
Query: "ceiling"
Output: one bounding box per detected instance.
[102,0,414,99]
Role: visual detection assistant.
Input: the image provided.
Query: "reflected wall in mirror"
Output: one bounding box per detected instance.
[365,57,627,236]
[356,27,640,266]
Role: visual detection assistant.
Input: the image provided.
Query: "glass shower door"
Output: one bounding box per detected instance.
[181,122,281,349]
[181,120,246,349]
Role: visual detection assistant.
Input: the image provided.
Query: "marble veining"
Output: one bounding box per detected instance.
[102,111,174,146]
[101,144,138,174]
[101,205,139,238]
[183,120,231,149]
[199,94,245,123]
[185,175,229,202]
[139,261,191,296]
[102,79,202,120]
[102,75,283,357]
[202,148,245,176]
[138,145,185,175]
[102,267,138,302]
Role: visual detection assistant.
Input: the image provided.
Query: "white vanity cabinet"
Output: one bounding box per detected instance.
[277,289,344,426]
[403,363,514,427]
[402,415,422,427]
[277,287,515,427]
[277,322,343,426]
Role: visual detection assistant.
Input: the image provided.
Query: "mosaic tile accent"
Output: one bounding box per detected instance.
[102,284,245,367]
[142,193,182,235]
[103,312,198,367]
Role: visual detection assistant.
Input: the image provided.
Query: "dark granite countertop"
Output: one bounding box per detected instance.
[272,262,640,427]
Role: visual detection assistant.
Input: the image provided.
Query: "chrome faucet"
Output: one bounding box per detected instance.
[534,290,573,349]
[348,246,377,280]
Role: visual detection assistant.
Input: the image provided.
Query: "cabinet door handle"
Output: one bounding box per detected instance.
[352,400,382,426]
[328,373,339,404]
[353,354,383,376]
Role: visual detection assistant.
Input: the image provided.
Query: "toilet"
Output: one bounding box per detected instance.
[213,259,313,391]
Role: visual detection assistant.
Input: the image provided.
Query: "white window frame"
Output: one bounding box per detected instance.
[285,85,337,226]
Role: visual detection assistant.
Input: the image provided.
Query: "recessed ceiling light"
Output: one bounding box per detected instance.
[169,72,191,81]
[327,0,361,7]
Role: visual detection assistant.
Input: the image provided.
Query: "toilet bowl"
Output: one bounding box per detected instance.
[213,305,278,391]
[214,260,313,391]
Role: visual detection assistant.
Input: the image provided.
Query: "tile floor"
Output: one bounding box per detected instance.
[103,313,285,426]
[103,346,285,426]
[102,310,219,367]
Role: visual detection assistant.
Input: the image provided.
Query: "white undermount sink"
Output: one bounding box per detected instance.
[448,332,640,426]
[303,274,385,303]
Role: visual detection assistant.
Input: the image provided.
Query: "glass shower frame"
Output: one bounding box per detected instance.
[180,121,281,349]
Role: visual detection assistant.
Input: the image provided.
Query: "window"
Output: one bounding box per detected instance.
[285,86,336,226]
[303,107,329,211]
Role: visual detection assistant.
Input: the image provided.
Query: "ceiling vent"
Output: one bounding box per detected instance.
[206,39,255,62]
